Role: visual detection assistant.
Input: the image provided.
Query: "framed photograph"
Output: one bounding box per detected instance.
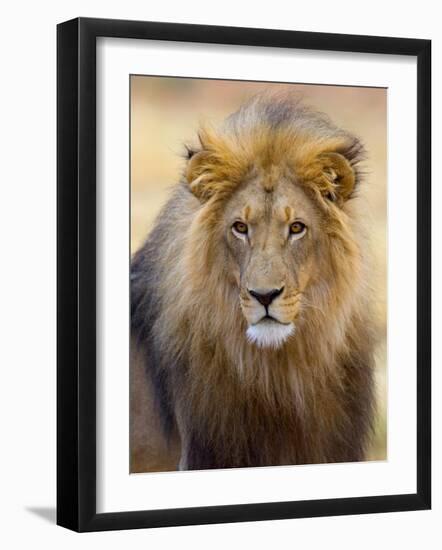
[57,17,431,532]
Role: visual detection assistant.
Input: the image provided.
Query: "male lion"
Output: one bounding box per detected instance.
[130,94,376,472]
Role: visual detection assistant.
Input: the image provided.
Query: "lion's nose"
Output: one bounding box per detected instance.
[248,287,284,307]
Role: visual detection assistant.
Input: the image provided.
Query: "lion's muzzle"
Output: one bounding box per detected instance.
[240,285,298,348]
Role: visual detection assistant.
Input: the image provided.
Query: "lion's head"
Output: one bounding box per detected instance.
[182,94,365,349]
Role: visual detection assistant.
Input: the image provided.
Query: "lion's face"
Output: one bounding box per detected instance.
[223,174,321,348]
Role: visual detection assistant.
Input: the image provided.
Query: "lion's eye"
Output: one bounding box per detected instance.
[289,221,306,235]
[232,221,248,235]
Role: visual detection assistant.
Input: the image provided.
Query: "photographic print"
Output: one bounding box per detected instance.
[130,77,387,473]
[57,18,430,531]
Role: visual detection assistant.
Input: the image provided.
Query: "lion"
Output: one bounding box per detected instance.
[130,93,377,472]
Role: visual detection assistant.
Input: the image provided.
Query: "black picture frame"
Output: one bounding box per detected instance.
[57,17,431,532]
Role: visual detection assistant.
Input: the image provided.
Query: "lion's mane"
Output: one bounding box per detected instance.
[131,94,376,470]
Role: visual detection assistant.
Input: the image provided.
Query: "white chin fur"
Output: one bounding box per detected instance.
[246,319,295,349]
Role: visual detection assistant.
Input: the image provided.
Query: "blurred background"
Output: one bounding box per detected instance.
[131,76,387,462]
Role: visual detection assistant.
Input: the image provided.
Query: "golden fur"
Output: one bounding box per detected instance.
[131,94,376,470]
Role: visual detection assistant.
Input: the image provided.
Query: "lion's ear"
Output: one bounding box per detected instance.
[316,152,356,204]
[185,149,215,202]
[185,129,221,202]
